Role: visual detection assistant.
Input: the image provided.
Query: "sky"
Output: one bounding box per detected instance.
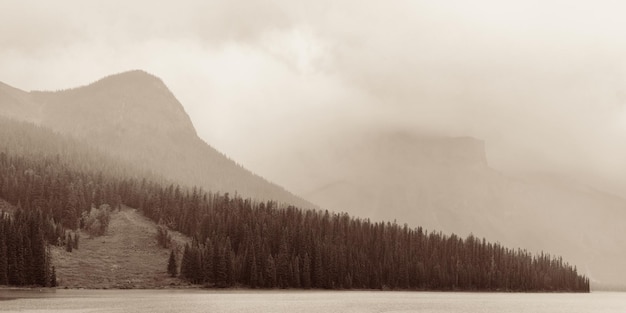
[1,0,626,195]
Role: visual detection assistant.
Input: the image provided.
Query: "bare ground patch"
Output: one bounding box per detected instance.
[51,206,190,289]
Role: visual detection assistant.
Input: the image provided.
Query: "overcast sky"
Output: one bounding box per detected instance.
[1,0,625,194]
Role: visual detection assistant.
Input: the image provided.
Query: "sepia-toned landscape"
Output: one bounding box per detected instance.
[1,1,626,312]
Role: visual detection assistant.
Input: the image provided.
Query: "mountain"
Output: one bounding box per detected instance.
[291,131,626,287]
[0,70,607,288]
[0,70,312,209]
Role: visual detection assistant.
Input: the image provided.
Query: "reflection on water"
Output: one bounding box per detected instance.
[0,290,625,313]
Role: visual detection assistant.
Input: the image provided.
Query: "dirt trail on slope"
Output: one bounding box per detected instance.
[51,207,188,288]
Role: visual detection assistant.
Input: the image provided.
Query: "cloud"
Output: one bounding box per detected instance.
[298,0,626,181]
[0,0,625,194]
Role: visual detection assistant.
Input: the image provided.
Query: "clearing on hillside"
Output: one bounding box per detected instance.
[51,206,189,289]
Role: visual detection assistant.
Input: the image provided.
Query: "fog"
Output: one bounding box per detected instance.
[1,0,625,196]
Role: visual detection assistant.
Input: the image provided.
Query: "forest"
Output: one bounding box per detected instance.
[0,207,57,287]
[0,118,590,291]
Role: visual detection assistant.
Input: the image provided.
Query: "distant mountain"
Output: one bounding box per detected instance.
[0,70,312,209]
[295,131,626,287]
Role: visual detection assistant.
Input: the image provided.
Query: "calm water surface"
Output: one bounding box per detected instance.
[0,290,624,313]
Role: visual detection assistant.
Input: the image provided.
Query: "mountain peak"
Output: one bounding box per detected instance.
[84,69,169,96]
[98,69,163,85]
[26,69,198,141]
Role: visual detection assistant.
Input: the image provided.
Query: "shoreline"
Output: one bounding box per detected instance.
[0,285,592,294]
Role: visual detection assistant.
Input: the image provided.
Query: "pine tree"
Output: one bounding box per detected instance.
[65,233,73,252]
[31,232,47,286]
[202,239,214,284]
[73,232,79,250]
[167,249,178,277]
[292,256,301,288]
[301,253,312,289]
[50,266,57,287]
[180,244,192,281]
[313,245,324,288]
[0,224,7,285]
[249,251,258,288]
[265,254,276,288]
[276,236,290,288]
[225,240,235,287]
[214,243,228,288]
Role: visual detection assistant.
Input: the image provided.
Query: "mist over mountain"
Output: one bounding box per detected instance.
[0,70,622,288]
[0,70,312,209]
[287,131,626,287]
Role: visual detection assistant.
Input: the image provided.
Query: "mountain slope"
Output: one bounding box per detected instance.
[294,131,626,287]
[0,81,40,121]
[0,71,312,209]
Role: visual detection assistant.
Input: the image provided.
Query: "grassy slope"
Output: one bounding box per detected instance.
[51,206,190,289]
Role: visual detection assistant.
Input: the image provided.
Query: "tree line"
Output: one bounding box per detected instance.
[155,194,589,291]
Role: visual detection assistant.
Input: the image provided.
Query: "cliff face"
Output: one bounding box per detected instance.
[300,131,491,229]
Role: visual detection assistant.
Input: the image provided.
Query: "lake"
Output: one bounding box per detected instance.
[1,290,625,313]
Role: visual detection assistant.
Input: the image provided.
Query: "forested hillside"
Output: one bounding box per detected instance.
[0,117,589,291]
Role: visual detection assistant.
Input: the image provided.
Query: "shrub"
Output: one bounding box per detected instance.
[82,204,112,237]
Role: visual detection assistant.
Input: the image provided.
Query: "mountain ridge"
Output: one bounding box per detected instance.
[0,70,314,209]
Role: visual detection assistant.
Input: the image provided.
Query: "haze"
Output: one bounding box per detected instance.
[1,0,625,197]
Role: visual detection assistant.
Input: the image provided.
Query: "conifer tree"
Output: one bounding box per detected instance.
[0,225,7,285]
[180,244,192,281]
[276,236,290,288]
[167,249,178,277]
[202,239,214,284]
[214,244,228,287]
[73,232,79,250]
[249,251,258,288]
[265,254,277,288]
[301,253,312,289]
[50,266,57,287]
[65,233,73,252]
